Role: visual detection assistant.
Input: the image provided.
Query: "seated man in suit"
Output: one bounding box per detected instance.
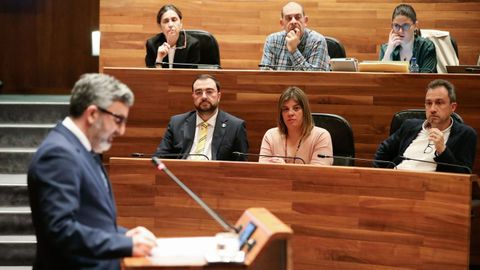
[28,74,157,270]
[260,1,329,71]
[155,74,249,161]
[374,79,477,174]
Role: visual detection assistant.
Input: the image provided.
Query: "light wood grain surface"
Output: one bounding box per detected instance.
[102,68,480,174]
[100,0,480,70]
[110,158,475,270]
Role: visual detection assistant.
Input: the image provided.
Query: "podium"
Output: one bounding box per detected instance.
[123,208,293,270]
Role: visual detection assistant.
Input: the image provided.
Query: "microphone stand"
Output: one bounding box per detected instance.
[400,156,472,174]
[132,152,209,160]
[151,157,240,233]
[318,154,397,169]
[233,151,306,164]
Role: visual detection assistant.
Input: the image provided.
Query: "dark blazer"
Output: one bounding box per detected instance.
[379,35,437,73]
[145,31,200,68]
[28,123,132,270]
[374,119,477,174]
[154,110,249,161]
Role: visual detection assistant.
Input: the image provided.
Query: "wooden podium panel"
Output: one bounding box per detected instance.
[102,68,480,174]
[123,208,293,270]
[109,158,476,270]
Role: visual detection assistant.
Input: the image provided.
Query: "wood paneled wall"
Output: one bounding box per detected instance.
[100,0,480,69]
[0,0,99,94]
[103,68,480,175]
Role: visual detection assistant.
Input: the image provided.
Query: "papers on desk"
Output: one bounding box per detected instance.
[149,236,244,266]
[358,61,409,73]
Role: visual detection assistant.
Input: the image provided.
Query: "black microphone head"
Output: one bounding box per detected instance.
[318,154,329,158]
[131,152,145,157]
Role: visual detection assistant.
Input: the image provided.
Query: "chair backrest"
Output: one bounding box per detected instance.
[185,30,221,68]
[312,113,355,166]
[389,109,464,135]
[325,36,346,59]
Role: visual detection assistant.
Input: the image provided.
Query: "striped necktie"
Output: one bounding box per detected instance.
[194,122,209,158]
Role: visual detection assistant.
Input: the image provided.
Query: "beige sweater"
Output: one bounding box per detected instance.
[259,126,333,165]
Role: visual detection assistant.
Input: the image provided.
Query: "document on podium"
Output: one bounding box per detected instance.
[149,236,244,266]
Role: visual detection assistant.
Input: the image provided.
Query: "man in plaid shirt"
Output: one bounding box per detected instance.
[260,2,330,71]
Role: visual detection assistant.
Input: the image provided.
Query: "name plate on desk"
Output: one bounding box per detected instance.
[358,61,409,73]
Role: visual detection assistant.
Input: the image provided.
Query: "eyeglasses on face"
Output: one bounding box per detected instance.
[193,88,217,97]
[423,141,435,154]
[392,23,413,32]
[97,107,127,125]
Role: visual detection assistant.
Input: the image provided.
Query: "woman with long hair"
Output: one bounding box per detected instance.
[379,4,437,73]
[259,86,333,165]
[145,4,200,68]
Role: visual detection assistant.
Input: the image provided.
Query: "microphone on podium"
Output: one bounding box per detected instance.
[233,151,306,164]
[132,152,209,160]
[156,62,221,69]
[399,156,472,174]
[151,156,240,233]
[317,154,397,169]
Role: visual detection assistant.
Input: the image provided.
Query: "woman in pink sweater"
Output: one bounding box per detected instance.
[259,86,333,165]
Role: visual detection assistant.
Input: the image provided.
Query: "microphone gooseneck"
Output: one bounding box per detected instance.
[233,151,306,164]
[151,157,239,233]
[317,154,397,169]
[158,62,220,69]
[399,156,472,174]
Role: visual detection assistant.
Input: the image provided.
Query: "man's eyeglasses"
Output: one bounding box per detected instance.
[392,23,413,32]
[423,141,435,154]
[98,107,127,125]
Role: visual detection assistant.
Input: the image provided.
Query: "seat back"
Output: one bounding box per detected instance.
[325,36,346,59]
[185,30,221,68]
[421,29,459,73]
[389,109,464,135]
[312,113,355,166]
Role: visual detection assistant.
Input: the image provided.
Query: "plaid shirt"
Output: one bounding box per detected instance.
[260,28,330,71]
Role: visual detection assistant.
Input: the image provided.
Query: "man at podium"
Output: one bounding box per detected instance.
[28,74,157,270]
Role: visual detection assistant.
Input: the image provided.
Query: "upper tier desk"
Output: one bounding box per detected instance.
[102,68,480,173]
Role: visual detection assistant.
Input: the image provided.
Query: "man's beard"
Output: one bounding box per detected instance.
[91,118,112,153]
[196,101,218,114]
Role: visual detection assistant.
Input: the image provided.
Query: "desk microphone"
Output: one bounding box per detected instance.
[258,63,322,70]
[156,62,221,69]
[399,156,472,174]
[132,152,209,160]
[317,154,397,169]
[233,151,306,164]
[465,67,480,73]
[151,156,240,233]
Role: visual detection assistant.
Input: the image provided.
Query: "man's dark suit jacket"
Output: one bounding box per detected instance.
[28,123,132,270]
[154,110,249,161]
[374,119,477,174]
[145,31,200,68]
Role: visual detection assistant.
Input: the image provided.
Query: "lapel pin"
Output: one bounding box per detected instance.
[222,123,227,128]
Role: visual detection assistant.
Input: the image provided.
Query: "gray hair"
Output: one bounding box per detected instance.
[69,73,134,117]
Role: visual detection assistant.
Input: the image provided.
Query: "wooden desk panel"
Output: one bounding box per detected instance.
[110,158,475,270]
[103,68,480,174]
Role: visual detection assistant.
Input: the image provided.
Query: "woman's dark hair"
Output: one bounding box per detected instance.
[156,4,182,24]
[392,4,420,37]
